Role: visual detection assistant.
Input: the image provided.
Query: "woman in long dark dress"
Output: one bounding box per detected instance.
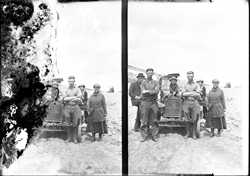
[87,84,108,142]
[206,79,227,137]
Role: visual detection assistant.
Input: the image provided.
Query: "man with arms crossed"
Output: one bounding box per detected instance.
[63,76,82,143]
[140,68,160,142]
[181,71,201,139]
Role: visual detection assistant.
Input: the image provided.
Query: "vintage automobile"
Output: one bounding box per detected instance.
[41,78,86,143]
[157,74,201,138]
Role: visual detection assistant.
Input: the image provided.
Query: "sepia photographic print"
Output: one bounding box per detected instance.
[128,0,248,175]
[1,0,121,175]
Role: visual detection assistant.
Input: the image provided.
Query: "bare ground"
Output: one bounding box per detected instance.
[128,87,247,175]
[3,92,122,175]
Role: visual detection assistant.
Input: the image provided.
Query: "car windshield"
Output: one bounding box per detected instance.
[161,77,170,91]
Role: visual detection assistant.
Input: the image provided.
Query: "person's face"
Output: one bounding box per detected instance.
[187,74,194,81]
[146,71,154,79]
[94,87,100,92]
[79,86,85,91]
[171,80,176,84]
[198,82,203,87]
[137,77,144,84]
[51,87,58,94]
[68,78,75,86]
[212,82,219,88]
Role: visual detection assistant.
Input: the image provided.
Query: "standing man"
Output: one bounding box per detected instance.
[181,71,201,139]
[78,83,88,124]
[62,76,82,144]
[140,68,160,142]
[129,73,145,132]
[196,79,207,120]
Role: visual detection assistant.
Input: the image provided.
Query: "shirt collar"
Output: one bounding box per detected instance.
[146,78,154,82]
[212,87,218,91]
[187,81,194,85]
[68,85,76,89]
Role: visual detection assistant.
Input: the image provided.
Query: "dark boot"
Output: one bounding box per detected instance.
[217,129,221,137]
[192,123,197,139]
[210,128,214,138]
[91,133,95,142]
[152,135,158,142]
[65,127,71,143]
[184,123,190,139]
[73,127,78,144]
[98,133,102,141]
[141,136,146,142]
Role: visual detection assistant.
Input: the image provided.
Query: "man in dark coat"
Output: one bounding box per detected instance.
[129,73,145,131]
[196,79,207,119]
[78,83,88,124]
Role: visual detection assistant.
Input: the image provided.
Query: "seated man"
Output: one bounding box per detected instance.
[169,76,181,98]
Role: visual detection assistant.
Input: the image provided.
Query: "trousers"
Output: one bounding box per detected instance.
[140,101,159,138]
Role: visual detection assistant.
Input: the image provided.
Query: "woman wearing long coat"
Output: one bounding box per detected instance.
[206,79,227,137]
[86,84,108,142]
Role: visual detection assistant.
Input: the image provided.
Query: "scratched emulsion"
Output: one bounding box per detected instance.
[0,0,59,170]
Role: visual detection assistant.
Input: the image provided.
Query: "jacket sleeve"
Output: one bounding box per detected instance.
[129,82,136,98]
[221,90,226,110]
[102,95,107,115]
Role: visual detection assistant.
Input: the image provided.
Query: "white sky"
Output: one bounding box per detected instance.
[55,1,121,91]
[128,0,249,87]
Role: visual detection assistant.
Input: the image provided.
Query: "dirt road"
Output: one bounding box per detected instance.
[3,91,122,175]
[128,87,247,175]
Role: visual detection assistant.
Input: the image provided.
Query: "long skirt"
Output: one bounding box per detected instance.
[205,110,227,129]
[86,117,108,134]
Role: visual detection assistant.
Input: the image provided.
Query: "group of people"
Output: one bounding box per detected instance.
[129,68,227,142]
[45,76,108,144]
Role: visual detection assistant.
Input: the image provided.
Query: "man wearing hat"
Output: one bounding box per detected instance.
[196,78,207,119]
[51,81,60,100]
[62,76,82,143]
[181,71,201,139]
[169,76,181,97]
[78,83,88,124]
[129,73,145,131]
[140,68,160,142]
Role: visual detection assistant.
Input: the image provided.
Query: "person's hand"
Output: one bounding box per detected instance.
[135,96,140,99]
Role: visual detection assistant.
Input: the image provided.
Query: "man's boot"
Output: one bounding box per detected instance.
[73,127,78,144]
[152,135,158,142]
[192,123,197,139]
[217,129,221,137]
[91,133,95,142]
[210,128,214,138]
[184,123,190,139]
[65,127,71,143]
[98,133,102,141]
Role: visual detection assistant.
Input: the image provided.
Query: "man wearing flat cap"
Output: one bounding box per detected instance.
[140,68,160,142]
[129,73,145,131]
[181,71,201,139]
[62,76,83,143]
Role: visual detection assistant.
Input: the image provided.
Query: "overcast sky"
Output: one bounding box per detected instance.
[128,0,248,87]
[55,1,121,91]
